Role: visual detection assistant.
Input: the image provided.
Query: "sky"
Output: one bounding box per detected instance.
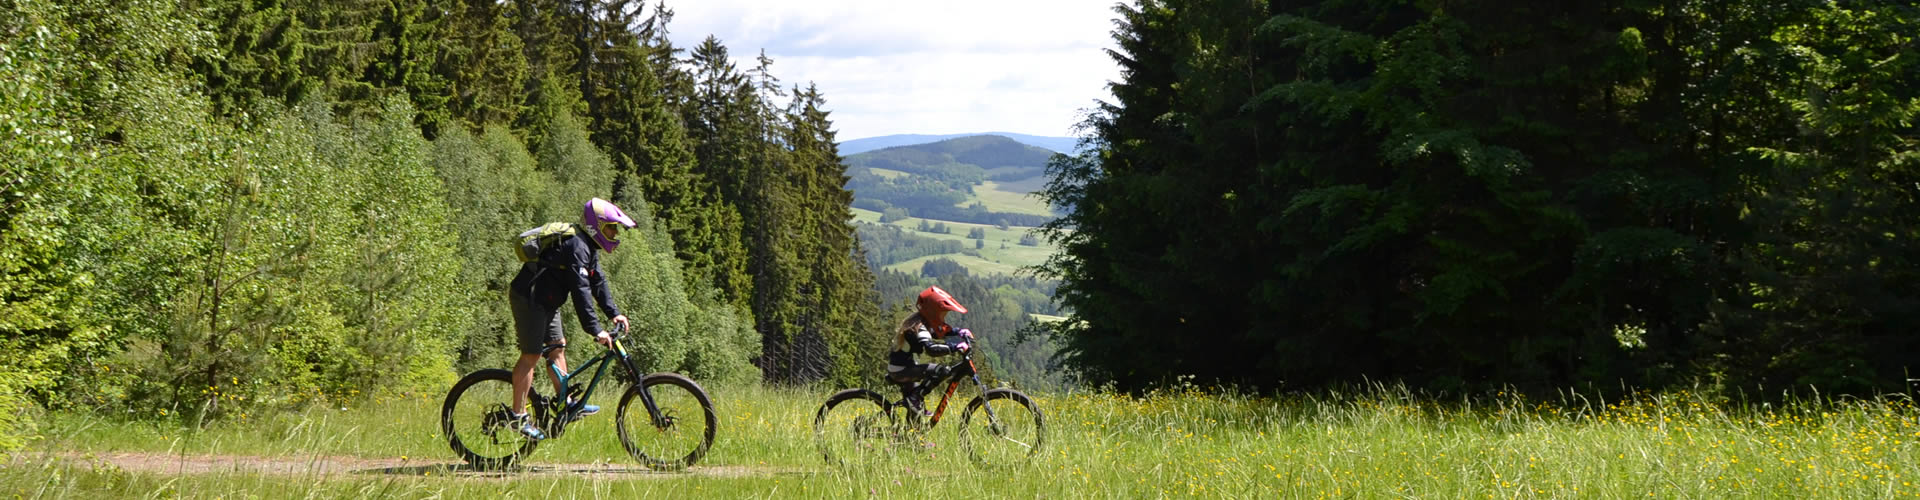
[664,1,1121,141]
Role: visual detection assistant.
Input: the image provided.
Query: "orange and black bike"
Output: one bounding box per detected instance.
[812,335,1045,467]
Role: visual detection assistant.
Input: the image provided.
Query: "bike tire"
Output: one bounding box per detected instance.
[615,373,716,471]
[442,369,541,470]
[959,388,1045,467]
[813,388,896,467]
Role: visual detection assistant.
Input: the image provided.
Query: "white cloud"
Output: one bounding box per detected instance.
[664,0,1120,140]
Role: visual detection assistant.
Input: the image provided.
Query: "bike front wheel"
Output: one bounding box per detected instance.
[813,388,896,467]
[442,369,540,470]
[615,373,716,470]
[959,388,1045,467]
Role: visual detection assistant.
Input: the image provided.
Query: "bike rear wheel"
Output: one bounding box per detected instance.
[615,373,716,470]
[442,369,540,470]
[959,388,1045,467]
[813,388,896,467]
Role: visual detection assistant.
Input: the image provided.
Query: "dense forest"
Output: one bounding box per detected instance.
[0,0,898,449]
[1041,0,1920,396]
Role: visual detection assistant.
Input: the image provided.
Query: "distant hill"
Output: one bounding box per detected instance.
[850,135,1056,177]
[839,132,1078,155]
[843,135,1062,228]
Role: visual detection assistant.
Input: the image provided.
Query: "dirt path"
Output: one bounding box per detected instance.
[34,451,809,480]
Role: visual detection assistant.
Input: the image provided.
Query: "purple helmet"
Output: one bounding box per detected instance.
[583,198,637,252]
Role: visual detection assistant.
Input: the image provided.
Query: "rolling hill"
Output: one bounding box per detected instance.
[838,132,1079,155]
[843,135,1064,230]
[840,134,1067,275]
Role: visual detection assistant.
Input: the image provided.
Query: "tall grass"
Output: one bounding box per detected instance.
[7,382,1918,498]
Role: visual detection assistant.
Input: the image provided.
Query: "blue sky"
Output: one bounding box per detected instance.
[665,1,1120,141]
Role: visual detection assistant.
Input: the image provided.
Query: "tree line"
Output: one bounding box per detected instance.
[1041,0,1920,397]
[0,0,892,448]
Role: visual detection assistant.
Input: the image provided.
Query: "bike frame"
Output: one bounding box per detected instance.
[917,344,1004,431]
[540,325,668,433]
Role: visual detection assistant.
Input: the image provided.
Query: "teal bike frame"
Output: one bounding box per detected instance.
[534,324,666,437]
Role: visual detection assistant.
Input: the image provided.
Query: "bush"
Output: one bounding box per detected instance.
[880,208,909,223]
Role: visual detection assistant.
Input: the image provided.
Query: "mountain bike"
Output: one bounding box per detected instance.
[813,335,1044,467]
[441,323,715,471]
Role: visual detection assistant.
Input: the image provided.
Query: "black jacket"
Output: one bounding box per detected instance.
[511,234,621,335]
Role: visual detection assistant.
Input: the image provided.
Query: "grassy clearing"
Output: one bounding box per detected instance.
[867,167,908,179]
[10,382,1920,498]
[960,181,1055,217]
[883,254,1025,276]
[850,207,1056,274]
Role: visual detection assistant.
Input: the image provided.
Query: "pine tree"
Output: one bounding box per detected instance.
[188,0,314,116]
[430,0,530,128]
[682,36,754,309]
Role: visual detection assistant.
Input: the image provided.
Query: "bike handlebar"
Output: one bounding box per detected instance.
[605,321,632,345]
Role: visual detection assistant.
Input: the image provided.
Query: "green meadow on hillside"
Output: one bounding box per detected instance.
[850,208,1055,275]
[883,253,1026,276]
[963,181,1057,217]
[11,384,1917,498]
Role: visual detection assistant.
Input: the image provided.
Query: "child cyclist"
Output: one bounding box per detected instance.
[506,198,635,440]
[889,285,974,416]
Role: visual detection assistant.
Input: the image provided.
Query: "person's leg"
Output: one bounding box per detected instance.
[509,291,549,415]
[512,353,541,413]
[536,311,602,419]
[546,348,568,395]
[892,364,935,415]
[508,289,552,440]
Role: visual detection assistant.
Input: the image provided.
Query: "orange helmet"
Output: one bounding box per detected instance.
[916,285,968,314]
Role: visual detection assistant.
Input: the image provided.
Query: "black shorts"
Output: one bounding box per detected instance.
[508,289,564,355]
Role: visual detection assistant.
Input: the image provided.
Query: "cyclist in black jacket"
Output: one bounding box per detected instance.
[506,198,635,440]
[888,285,973,416]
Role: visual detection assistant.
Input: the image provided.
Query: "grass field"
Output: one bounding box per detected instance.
[960,181,1056,217]
[867,167,909,179]
[9,383,1919,498]
[883,253,1026,276]
[850,207,1056,275]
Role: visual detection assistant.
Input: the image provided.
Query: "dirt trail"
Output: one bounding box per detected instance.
[32,451,809,480]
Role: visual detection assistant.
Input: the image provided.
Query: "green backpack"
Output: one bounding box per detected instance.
[514,222,585,264]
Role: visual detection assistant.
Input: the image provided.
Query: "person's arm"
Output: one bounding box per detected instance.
[586,253,621,321]
[565,238,606,336]
[912,325,956,357]
[586,249,627,343]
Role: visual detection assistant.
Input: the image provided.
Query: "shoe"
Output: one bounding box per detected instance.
[567,403,600,422]
[512,413,545,441]
[902,395,930,417]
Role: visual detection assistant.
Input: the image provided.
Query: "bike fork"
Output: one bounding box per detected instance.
[621,357,669,429]
[971,374,1006,434]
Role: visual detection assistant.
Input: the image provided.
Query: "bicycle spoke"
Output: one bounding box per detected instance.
[997,435,1034,450]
